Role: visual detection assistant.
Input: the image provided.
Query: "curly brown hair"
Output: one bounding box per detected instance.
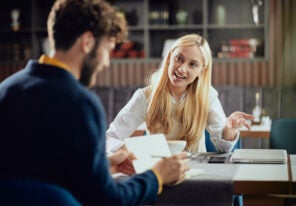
[47,0,127,51]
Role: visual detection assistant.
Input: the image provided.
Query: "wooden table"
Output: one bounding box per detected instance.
[151,154,295,206]
[233,163,290,195]
[291,155,296,195]
[239,122,271,139]
[234,155,296,206]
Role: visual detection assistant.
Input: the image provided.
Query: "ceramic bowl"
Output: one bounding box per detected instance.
[167,140,186,154]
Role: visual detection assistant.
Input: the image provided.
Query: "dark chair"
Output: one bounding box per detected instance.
[0,179,81,206]
[269,119,296,205]
[270,118,296,154]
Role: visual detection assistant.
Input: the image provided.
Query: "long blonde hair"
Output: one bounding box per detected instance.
[145,34,213,152]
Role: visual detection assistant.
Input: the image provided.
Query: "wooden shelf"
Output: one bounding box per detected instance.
[108,0,269,61]
[0,0,268,62]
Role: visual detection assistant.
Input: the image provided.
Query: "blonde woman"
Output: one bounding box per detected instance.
[106,33,254,153]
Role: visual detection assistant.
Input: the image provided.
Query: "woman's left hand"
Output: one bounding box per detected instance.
[226,111,255,130]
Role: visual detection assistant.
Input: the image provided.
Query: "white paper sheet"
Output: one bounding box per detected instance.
[125,134,171,173]
[125,134,204,178]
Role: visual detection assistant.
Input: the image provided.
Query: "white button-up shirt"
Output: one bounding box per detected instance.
[106,86,239,153]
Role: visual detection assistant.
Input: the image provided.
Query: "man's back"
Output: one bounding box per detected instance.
[0,61,101,201]
[0,61,159,205]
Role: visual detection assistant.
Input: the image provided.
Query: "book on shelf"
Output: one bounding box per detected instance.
[228,38,261,46]
[222,45,255,53]
[218,51,254,58]
[218,38,262,59]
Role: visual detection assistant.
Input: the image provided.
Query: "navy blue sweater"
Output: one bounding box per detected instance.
[0,60,158,205]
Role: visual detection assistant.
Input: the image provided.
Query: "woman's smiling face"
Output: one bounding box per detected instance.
[167,45,205,92]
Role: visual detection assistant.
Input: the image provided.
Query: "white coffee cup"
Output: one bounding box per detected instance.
[167,140,186,154]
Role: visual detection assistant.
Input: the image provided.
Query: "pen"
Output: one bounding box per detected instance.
[151,155,170,158]
[151,154,197,159]
[151,152,226,159]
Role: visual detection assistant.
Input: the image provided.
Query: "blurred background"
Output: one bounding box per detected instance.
[0,0,295,124]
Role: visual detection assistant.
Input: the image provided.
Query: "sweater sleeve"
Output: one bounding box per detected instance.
[67,90,158,206]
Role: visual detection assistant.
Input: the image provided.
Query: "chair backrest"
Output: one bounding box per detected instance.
[0,179,81,206]
[270,118,296,154]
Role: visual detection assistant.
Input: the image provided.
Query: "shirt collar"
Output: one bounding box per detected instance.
[171,92,187,104]
[38,55,71,72]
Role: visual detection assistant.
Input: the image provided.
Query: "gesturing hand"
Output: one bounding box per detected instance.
[226,111,255,130]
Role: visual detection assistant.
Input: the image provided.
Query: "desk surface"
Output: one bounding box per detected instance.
[186,154,295,195]
[152,155,294,205]
[113,153,294,205]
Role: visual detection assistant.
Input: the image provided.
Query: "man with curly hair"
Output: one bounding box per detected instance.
[0,0,189,205]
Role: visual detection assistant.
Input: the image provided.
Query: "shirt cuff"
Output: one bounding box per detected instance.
[150,168,163,195]
[218,130,240,152]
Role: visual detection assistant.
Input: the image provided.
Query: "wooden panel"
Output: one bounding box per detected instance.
[240,131,270,139]
[281,87,296,118]
[234,181,290,195]
[0,62,24,82]
[282,0,296,86]
[96,60,273,87]
[243,195,285,206]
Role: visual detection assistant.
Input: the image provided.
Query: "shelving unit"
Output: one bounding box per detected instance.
[0,0,54,81]
[0,0,269,62]
[0,0,269,82]
[108,0,269,61]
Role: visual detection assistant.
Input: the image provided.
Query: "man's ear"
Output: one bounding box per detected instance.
[81,31,95,54]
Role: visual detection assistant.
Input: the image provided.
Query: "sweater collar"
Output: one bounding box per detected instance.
[38,55,71,72]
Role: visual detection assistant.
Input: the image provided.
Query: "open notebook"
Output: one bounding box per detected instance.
[230,149,288,164]
[125,134,204,178]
